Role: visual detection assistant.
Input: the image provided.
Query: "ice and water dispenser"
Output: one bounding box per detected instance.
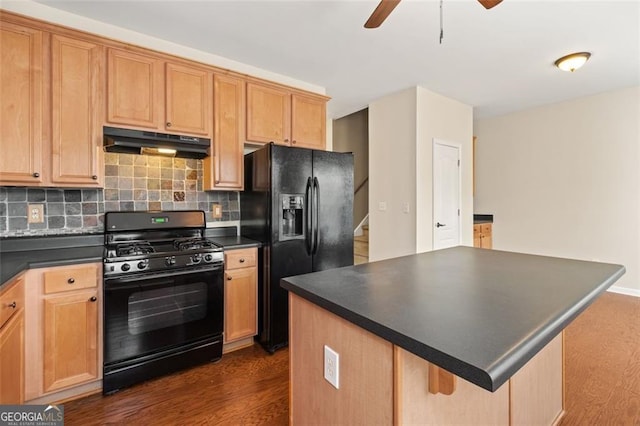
[280,194,304,240]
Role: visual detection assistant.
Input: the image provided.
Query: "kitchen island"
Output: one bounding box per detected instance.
[281,246,624,425]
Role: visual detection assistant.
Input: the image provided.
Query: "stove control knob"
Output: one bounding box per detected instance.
[165,256,176,266]
[121,263,131,272]
[204,254,213,262]
[192,253,202,263]
[137,261,147,270]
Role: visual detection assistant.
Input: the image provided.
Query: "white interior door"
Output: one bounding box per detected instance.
[433,139,461,250]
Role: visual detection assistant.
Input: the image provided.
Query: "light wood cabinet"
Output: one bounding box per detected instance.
[204,74,245,190]
[291,93,326,150]
[473,223,492,249]
[223,248,258,347]
[25,263,101,401]
[246,81,327,149]
[0,19,104,187]
[107,48,212,137]
[0,22,44,185]
[106,48,163,129]
[50,34,104,186]
[0,275,25,404]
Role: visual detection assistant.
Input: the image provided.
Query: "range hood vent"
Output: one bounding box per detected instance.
[103,126,210,159]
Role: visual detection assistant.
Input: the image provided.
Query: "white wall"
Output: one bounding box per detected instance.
[369,88,417,261]
[474,86,640,293]
[369,87,473,261]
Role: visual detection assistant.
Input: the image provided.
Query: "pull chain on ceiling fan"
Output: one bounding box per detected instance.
[364,0,503,29]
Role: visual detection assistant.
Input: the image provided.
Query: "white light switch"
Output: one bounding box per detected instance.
[403,202,410,214]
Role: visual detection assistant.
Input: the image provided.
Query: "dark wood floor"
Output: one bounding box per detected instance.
[64,292,639,425]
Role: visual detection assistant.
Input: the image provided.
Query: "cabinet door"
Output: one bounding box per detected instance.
[43,290,99,393]
[473,224,482,248]
[165,62,212,136]
[291,93,326,150]
[107,48,163,129]
[205,74,245,190]
[224,267,257,343]
[246,82,291,145]
[0,22,43,185]
[0,310,24,404]
[51,35,104,186]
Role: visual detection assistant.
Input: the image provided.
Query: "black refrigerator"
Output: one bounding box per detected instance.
[240,144,354,353]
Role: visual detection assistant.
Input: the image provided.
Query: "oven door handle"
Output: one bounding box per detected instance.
[104,266,220,288]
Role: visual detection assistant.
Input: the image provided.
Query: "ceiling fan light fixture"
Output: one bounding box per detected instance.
[554,52,591,72]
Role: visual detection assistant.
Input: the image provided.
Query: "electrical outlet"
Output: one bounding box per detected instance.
[28,204,44,224]
[403,202,410,214]
[211,203,222,219]
[324,345,340,389]
[378,201,387,212]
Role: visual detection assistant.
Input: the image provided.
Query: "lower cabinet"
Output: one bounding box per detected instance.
[0,274,25,404]
[473,223,493,249]
[223,247,258,351]
[24,262,102,403]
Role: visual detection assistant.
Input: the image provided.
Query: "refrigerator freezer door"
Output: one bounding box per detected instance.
[312,150,354,271]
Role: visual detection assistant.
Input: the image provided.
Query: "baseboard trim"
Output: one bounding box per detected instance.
[607,286,640,298]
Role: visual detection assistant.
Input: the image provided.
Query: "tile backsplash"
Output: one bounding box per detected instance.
[0,152,239,237]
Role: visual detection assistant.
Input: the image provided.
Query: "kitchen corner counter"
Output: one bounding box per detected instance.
[281,246,625,392]
[0,234,103,289]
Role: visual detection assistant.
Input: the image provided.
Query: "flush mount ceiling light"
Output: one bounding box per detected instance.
[554,52,591,72]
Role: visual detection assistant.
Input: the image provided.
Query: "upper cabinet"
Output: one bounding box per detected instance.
[0,20,103,187]
[204,74,245,190]
[106,48,212,137]
[0,22,44,185]
[50,35,104,186]
[106,49,163,130]
[246,81,328,150]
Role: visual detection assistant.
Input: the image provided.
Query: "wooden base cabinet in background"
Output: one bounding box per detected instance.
[223,248,258,352]
[473,223,493,249]
[25,263,102,403]
[0,274,26,404]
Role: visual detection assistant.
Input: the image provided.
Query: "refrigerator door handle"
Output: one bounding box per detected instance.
[312,177,320,254]
[305,177,313,255]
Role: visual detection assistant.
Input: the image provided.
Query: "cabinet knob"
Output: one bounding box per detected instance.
[68,278,75,284]
[215,180,220,184]
[89,296,97,302]
[92,175,98,180]
[33,172,40,178]
[8,301,16,309]
[166,122,172,128]
[284,138,289,143]
[292,140,297,145]
[239,258,245,263]
[227,276,232,281]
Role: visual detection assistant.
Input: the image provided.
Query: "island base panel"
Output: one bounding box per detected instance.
[289,294,393,425]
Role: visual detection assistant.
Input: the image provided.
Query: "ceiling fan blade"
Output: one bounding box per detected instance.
[477,0,503,9]
[364,0,401,29]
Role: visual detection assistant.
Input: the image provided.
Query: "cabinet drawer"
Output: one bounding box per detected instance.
[0,276,25,329]
[225,248,257,270]
[43,264,99,294]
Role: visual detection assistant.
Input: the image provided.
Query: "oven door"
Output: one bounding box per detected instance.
[103,266,223,366]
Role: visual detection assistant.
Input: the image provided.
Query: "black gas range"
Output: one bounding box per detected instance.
[102,211,224,394]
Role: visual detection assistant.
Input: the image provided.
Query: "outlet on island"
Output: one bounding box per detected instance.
[324,345,340,389]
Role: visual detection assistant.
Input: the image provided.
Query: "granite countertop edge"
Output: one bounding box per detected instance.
[281,249,625,392]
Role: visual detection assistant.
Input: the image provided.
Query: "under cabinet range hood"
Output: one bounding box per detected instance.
[103,126,210,159]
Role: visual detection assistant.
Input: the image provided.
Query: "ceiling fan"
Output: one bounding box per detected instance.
[364,0,504,29]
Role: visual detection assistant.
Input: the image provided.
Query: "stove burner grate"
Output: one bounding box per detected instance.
[116,242,155,257]
[173,238,217,251]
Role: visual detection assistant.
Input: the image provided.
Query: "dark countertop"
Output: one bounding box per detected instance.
[473,214,493,224]
[1,228,261,289]
[281,246,625,392]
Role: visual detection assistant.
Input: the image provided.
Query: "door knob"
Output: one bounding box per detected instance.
[436,222,446,228]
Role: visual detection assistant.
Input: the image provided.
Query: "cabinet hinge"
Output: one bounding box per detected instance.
[458,209,460,216]
[458,159,460,167]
